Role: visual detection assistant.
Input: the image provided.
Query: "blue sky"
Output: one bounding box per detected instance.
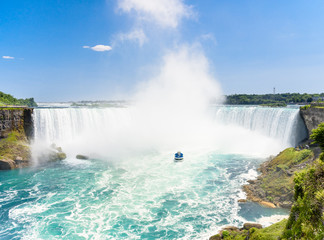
[1,0,324,101]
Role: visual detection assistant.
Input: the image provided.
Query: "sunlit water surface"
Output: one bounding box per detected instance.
[0,152,288,240]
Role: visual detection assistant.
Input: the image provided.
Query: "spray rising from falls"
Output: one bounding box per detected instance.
[32,47,307,160]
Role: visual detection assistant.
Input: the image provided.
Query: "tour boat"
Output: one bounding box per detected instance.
[174,151,184,161]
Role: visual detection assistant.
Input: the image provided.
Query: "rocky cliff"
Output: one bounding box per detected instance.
[300,105,324,136]
[0,107,33,170]
[0,107,33,139]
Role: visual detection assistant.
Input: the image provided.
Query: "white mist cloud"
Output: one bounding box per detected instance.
[2,56,14,59]
[126,46,223,152]
[117,0,193,28]
[116,28,147,46]
[83,45,112,52]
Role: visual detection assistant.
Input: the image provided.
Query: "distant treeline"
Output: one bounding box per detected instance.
[0,91,37,107]
[226,93,324,105]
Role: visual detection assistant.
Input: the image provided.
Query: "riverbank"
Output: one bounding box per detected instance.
[242,147,317,208]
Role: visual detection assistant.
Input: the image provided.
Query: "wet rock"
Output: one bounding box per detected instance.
[209,234,221,240]
[223,226,240,232]
[259,201,276,208]
[279,201,293,208]
[238,199,247,203]
[243,223,262,230]
[76,154,89,160]
[0,159,17,170]
[38,145,67,162]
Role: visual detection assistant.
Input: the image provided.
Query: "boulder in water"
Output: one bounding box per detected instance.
[38,144,67,162]
[76,154,89,160]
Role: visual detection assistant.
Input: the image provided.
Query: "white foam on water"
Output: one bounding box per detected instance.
[258,214,289,227]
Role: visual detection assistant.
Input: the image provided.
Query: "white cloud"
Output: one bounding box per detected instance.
[2,56,14,59]
[117,0,193,28]
[117,29,147,46]
[83,45,112,52]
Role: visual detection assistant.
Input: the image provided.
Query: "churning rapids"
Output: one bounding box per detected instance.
[0,105,306,239]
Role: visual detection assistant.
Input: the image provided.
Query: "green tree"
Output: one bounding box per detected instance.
[310,123,324,161]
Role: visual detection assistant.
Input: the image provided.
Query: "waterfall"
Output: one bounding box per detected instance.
[212,105,307,147]
[33,105,308,158]
[33,107,132,145]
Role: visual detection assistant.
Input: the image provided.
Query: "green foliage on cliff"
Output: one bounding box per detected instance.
[300,105,310,110]
[226,93,324,105]
[281,124,324,239]
[0,91,37,107]
[267,148,313,170]
[310,123,324,161]
[249,219,287,240]
[282,160,324,239]
[259,148,313,205]
[210,219,288,240]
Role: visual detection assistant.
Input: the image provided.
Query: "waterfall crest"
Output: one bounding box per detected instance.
[33,106,307,158]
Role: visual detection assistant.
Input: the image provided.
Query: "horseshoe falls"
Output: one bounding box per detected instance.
[0,105,306,239]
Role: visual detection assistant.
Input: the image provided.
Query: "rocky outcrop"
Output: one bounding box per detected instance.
[0,108,33,139]
[242,148,315,208]
[0,107,34,170]
[209,219,287,240]
[243,223,262,230]
[300,105,324,136]
[35,144,67,163]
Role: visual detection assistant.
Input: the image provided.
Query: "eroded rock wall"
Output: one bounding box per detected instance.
[300,107,324,136]
[0,108,33,139]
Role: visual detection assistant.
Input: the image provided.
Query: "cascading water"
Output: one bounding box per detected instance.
[0,105,306,239]
[212,105,307,147]
[33,105,307,159]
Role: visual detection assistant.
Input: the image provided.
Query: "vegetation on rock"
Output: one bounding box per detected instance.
[0,91,37,107]
[282,124,324,239]
[243,148,314,208]
[310,122,324,161]
[209,219,287,240]
[0,130,31,170]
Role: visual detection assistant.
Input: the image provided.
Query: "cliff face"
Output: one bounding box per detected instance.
[0,107,33,170]
[300,107,324,136]
[0,108,33,139]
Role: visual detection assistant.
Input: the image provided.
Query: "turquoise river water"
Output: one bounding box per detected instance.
[0,105,305,239]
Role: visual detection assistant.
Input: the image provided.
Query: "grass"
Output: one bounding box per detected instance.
[249,219,287,240]
[257,148,313,206]
[266,148,313,170]
[0,130,30,160]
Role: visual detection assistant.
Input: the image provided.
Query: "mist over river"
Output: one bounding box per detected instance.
[0,105,305,239]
